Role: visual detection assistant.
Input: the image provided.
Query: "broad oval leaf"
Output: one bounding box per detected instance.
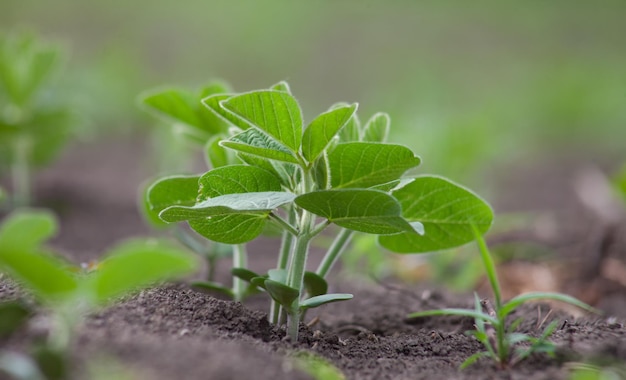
[160,192,295,222]
[295,189,418,235]
[145,175,200,225]
[204,135,238,169]
[220,128,299,164]
[362,112,390,143]
[189,214,269,244]
[220,90,303,151]
[328,142,421,189]
[91,239,197,305]
[198,165,282,200]
[271,81,291,93]
[379,176,494,253]
[301,104,358,162]
[299,293,353,310]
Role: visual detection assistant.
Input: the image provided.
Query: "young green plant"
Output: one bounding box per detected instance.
[0,32,76,208]
[0,210,197,379]
[407,226,599,369]
[146,81,494,341]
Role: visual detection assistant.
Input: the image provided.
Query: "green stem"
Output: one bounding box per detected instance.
[286,231,312,341]
[232,244,247,302]
[12,137,32,208]
[270,208,297,324]
[316,228,354,278]
[269,212,298,236]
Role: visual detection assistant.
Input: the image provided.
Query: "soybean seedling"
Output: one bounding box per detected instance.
[0,32,76,208]
[407,226,599,369]
[146,81,494,341]
[0,210,197,379]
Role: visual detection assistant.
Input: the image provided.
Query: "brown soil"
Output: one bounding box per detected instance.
[1,138,625,379]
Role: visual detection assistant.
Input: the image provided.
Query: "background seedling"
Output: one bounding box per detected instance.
[0,209,197,379]
[0,32,77,208]
[407,226,598,369]
[146,81,494,341]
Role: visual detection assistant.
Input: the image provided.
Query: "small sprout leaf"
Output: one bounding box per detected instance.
[220,90,303,152]
[264,279,299,309]
[198,165,282,199]
[220,128,299,164]
[328,143,421,189]
[231,268,261,283]
[362,112,390,143]
[250,276,268,290]
[0,211,77,301]
[303,272,328,297]
[160,192,295,222]
[268,268,289,284]
[379,176,494,253]
[295,189,417,235]
[499,292,600,319]
[91,239,197,305]
[191,281,234,298]
[300,293,353,310]
[302,104,358,162]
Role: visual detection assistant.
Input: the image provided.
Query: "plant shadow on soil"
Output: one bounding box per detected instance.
[1,138,626,380]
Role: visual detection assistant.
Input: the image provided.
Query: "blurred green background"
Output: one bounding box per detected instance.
[2,0,625,185]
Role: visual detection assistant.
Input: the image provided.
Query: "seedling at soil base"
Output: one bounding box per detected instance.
[407,226,599,369]
[146,81,494,341]
[0,32,76,208]
[0,210,197,379]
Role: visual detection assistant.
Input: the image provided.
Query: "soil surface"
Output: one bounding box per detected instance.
[1,138,626,379]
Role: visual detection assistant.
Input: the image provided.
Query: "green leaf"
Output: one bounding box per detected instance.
[231,268,261,283]
[336,105,361,143]
[459,352,491,370]
[189,214,269,244]
[271,81,291,93]
[301,104,358,162]
[145,175,200,222]
[141,89,202,130]
[499,292,600,319]
[264,279,299,309]
[198,165,282,200]
[303,272,328,297]
[220,128,299,164]
[379,176,494,253]
[406,308,498,325]
[204,135,235,169]
[295,189,418,235]
[328,142,421,189]
[362,112,390,143]
[267,268,288,284]
[91,239,197,305]
[300,293,353,310]
[0,209,57,252]
[191,281,234,298]
[160,192,295,222]
[220,90,303,151]
[201,93,249,131]
[250,276,268,290]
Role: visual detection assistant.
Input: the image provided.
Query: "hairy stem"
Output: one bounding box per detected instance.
[316,228,354,278]
[232,244,247,302]
[270,208,297,324]
[286,229,312,341]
